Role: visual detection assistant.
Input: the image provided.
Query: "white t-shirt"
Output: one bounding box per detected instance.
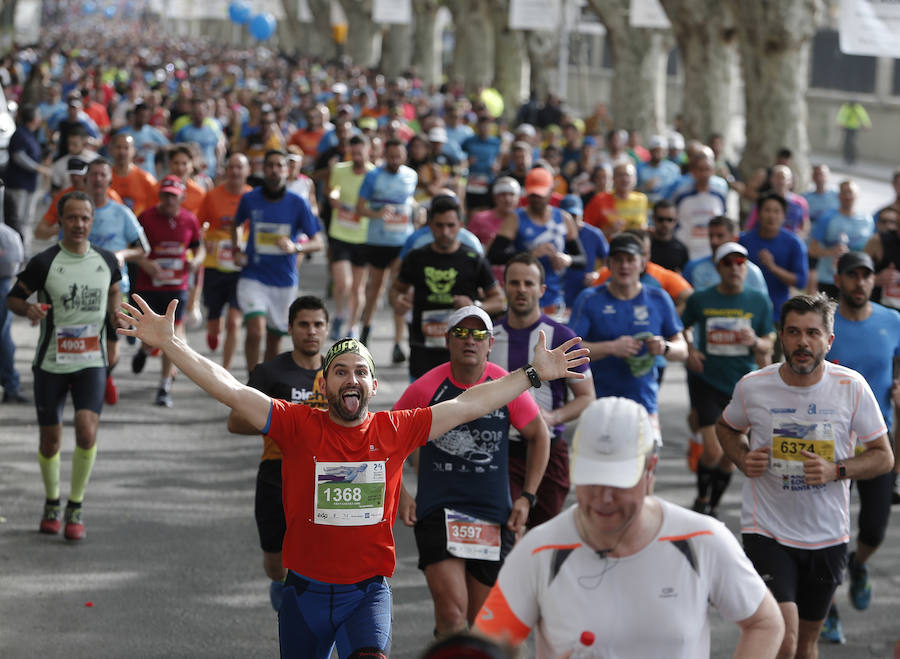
[722,361,886,549]
[475,501,766,658]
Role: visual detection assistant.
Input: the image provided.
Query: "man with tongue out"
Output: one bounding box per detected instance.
[117,295,588,659]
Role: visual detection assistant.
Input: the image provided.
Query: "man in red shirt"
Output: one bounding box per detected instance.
[132,176,205,407]
[117,299,587,659]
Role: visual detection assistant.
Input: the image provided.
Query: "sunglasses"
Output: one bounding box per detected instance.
[720,255,747,266]
[654,216,677,224]
[450,326,491,341]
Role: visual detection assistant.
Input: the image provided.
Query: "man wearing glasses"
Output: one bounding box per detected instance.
[649,199,689,273]
[681,243,775,517]
[394,306,550,638]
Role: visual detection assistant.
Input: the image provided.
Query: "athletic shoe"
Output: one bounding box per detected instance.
[132,349,147,374]
[104,375,118,405]
[820,605,845,644]
[392,344,406,364]
[687,440,703,473]
[155,388,173,408]
[64,506,85,541]
[691,498,712,516]
[207,332,219,352]
[39,503,62,534]
[848,552,871,610]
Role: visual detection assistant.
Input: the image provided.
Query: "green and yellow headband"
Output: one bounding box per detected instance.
[323,338,376,378]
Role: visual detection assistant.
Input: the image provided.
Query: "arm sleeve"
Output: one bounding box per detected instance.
[565,234,586,269]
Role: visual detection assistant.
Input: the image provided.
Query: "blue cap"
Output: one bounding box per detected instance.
[559,194,583,216]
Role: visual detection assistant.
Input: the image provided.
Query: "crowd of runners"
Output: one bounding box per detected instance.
[3,26,900,658]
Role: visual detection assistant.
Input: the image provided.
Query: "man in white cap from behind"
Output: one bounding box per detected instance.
[475,396,783,658]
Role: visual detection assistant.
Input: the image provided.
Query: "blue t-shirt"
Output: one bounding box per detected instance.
[6,127,42,191]
[174,120,223,175]
[564,223,608,308]
[359,165,418,247]
[682,255,769,294]
[235,188,320,287]
[84,200,146,293]
[739,229,808,321]
[515,207,569,309]
[398,225,484,261]
[803,188,839,224]
[811,210,874,281]
[461,135,502,178]
[830,303,900,432]
[569,284,683,413]
[120,124,170,175]
[638,159,681,204]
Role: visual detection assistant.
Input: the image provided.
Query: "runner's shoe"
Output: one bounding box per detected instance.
[207,332,219,352]
[155,388,173,408]
[392,344,406,364]
[39,503,62,534]
[848,552,871,610]
[820,605,845,644]
[132,349,147,374]
[105,375,119,405]
[64,505,85,541]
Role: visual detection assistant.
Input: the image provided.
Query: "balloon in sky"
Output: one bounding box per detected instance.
[228,0,252,25]
[248,12,276,40]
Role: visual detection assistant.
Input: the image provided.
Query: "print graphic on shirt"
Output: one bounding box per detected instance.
[424,266,459,304]
[291,383,327,409]
[60,283,103,312]
[770,413,834,491]
[432,421,504,465]
[253,220,292,255]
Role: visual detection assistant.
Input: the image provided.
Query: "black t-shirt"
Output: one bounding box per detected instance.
[650,236,690,273]
[247,351,326,408]
[398,244,497,377]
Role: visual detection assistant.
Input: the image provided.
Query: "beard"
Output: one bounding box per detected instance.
[327,385,369,422]
[784,346,825,376]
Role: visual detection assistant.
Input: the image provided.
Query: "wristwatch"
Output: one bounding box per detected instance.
[519,491,537,509]
[835,462,847,480]
[523,364,542,389]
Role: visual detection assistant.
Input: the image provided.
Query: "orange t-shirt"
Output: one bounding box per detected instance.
[177,179,206,216]
[196,183,252,271]
[111,164,158,217]
[267,400,432,583]
[593,261,693,303]
[42,187,123,225]
[288,128,325,156]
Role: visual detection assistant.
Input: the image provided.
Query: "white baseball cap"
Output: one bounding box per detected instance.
[571,397,658,488]
[714,241,748,264]
[492,176,521,197]
[446,305,493,334]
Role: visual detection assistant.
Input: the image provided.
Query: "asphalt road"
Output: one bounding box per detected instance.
[2,159,900,658]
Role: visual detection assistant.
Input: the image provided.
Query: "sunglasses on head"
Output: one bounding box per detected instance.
[721,255,747,266]
[450,326,491,341]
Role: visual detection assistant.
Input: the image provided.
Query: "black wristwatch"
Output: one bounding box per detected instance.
[523,364,542,389]
[519,491,537,509]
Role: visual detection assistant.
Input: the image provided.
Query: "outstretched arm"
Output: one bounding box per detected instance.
[118,295,271,429]
[428,331,589,441]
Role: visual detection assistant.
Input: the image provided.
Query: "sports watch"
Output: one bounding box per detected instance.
[523,364,541,389]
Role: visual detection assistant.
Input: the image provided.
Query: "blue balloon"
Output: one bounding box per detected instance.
[228,1,252,24]
[83,1,96,14]
[104,5,116,18]
[248,12,276,40]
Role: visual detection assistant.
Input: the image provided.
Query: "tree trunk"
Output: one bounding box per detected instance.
[411,0,440,87]
[729,0,819,189]
[380,22,412,79]
[488,0,525,121]
[659,0,736,144]
[277,0,304,55]
[342,0,380,68]
[525,30,557,102]
[585,0,667,136]
[305,0,339,60]
[446,0,494,94]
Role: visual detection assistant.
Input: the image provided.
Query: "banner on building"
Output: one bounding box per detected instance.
[374,0,411,24]
[839,0,900,58]
[509,0,559,31]
[630,0,670,29]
